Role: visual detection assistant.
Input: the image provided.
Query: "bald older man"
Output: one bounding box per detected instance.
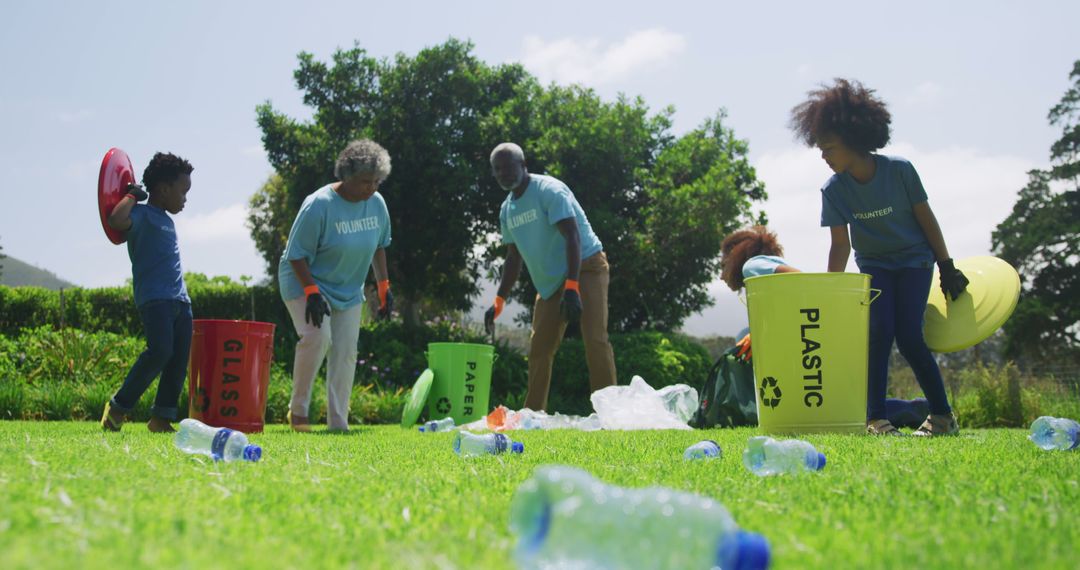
[484,143,617,411]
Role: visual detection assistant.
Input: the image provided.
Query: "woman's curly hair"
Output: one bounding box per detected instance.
[142,152,193,192]
[720,226,785,291]
[789,78,892,153]
[334,139,392,181]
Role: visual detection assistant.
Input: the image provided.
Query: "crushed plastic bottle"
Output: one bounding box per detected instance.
[174,418,261,462]
[684,440,722,460]
[510,465,770,570]
[419,417,455,433]
[1029,416,1080,451]
[742,436,824,476]
[452,430,524,457]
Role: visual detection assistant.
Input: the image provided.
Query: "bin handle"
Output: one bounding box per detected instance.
[864,288,882,305]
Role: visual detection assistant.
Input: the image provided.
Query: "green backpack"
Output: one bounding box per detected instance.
[690,345,759,428]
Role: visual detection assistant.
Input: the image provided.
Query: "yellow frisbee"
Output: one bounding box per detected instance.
[924,256,1020,353]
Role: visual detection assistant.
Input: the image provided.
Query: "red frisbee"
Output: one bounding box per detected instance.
[98,148,136,245]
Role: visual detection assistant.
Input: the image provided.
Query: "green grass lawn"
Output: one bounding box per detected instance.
[1,422,1078,569]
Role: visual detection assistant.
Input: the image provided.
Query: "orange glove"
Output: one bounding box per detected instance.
[735,334,752,362]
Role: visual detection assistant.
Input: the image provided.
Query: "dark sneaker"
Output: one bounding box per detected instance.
[100,401,124,432]
[866,418,904,436]
[912,413,960,437]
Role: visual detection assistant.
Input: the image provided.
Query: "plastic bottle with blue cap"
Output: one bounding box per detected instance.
[1029,416,1080,451]
[453,431,524,456]
[174,418,262,462]
[419,417,456,433]
[684,440,722,460]
[510,465,771,569]
[743,436,825,476]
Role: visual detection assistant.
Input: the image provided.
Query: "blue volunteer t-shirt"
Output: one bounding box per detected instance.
[742,255,790,279]
[499,174,603,299]
[820,155,935,270]
[278,185,392,310]
[126,204,190,307]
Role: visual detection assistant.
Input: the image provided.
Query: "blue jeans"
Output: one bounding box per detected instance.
[111,300,193,420]
[864,266,952,421]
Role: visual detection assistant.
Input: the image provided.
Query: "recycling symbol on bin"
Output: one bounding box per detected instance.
[759,376,782,408]
[436,397,452,415]
[193,387,210,413]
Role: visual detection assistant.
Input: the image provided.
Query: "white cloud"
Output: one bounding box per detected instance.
[796,63,814,78]
[521,28,687,86]
[175,203,265,280]
[241,145,266,158]
[679,143,1036,336]
[175,203,250,243]
[905,81,945,106]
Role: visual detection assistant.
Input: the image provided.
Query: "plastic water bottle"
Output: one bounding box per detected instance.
[174,418,262,462]
[1029,416,1080,451]
[452,431,524,456]
[743,436,824,476]
[419,417,456,433]
[684,440,722,460]
[510,465,770,570]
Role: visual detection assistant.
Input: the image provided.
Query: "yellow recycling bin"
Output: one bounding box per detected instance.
[745,272,877,434]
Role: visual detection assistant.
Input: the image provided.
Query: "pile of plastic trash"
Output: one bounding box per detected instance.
[461,375,698,432]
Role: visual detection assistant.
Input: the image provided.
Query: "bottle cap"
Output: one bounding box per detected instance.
[243,445,262,462]
[816,452,826,470]
[511,441,525,454]
[717,530,771,570]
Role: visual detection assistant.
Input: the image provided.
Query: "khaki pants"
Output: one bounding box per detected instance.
[284,296,364,430]
[524,251,617,411]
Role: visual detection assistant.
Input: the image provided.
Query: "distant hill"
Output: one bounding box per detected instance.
[0,255,77,290]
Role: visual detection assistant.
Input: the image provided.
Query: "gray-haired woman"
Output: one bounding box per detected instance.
[278,139,394,432]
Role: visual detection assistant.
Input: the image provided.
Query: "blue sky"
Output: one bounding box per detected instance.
[1,1,1077,335]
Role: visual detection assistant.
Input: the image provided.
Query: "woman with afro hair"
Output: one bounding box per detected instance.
[790,78,969,437]
[720,225,934,430]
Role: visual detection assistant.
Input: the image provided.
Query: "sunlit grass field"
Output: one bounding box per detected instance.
[1,422,1077,569]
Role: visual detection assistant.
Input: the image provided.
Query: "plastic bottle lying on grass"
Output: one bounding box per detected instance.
[174,418,262,462]
[452,431,523,457]
[510,465,770,570]
[1029,416,1080,450]
[684,440,722,460]
[419,417,455,433]
[743,436,824,476]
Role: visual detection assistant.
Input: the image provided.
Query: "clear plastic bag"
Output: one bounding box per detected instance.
[590,376,696,430]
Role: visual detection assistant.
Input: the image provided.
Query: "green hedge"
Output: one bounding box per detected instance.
[0,284,299,363]
[0,319,711,421]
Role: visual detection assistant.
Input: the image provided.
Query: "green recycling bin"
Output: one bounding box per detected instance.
[425,342,495,425]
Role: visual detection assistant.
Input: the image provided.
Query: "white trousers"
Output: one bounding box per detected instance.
[284,296,363,430]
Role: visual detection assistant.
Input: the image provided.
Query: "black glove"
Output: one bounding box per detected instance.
[126,183,148,202]
[484,296,504,336]
[560,289,582,324]
[305,293,331,328]
[484,306,497,335]
[378,289,394,320]
[937,259,969,301]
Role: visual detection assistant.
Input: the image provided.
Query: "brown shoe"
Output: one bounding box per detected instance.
[912,413,960,437]
[288,411,312,433]
[147,416,176,433]
[866,418,904,436]
[100,402,125,432]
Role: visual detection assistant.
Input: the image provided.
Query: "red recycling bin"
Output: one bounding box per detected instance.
[188,320,275,433]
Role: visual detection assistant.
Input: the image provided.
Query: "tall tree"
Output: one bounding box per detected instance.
[483,85,766,331]
[253,39,530,325]
[992,60,1080,362]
